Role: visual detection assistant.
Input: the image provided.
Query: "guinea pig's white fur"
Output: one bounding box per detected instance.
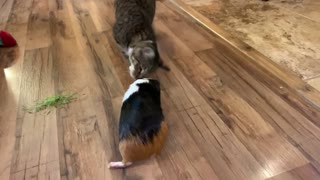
[122,78,150,102]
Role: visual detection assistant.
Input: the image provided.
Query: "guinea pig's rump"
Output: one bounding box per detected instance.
[119,121,168,163]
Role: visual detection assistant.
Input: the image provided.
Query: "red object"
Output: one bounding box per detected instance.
[0,30,17,47]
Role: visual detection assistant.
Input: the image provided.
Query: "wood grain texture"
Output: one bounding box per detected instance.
[25,0,51,50]
[267,163,320,180]
[182,0,320,81]
[171,0,320,102]
[1,0,320,179]
[0,0,15,29]
[10,47,60,179]
[0,17,28,180]
[7,0,34,24]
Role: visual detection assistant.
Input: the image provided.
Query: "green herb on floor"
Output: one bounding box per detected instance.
[23,93,77,113]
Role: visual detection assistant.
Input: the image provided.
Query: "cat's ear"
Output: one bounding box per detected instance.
[159,59,170,71]
[142,47,155,59]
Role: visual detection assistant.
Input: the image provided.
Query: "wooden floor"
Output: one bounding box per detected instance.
[182,0,320,89]
[1,0,320,179]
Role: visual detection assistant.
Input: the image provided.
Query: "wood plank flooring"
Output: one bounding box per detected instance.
[181,0,320,90]
[1,0,320,179]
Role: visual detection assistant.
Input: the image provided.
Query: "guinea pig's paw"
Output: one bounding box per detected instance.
[108,161,132,169]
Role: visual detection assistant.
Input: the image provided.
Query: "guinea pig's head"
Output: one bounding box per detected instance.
[131,78,160,93]
[122,78,161,103]
[128,41,161,79]
[146,79,160,92]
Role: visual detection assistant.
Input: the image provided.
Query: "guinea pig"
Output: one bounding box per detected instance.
[108,78,168,169]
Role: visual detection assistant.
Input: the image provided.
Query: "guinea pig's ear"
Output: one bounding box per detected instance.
[142,47,155,60]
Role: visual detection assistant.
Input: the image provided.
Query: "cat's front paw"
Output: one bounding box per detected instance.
[129,65,141,79]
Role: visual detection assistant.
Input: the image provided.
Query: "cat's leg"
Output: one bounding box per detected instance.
[115,43,129,61]
[122,51,129,59]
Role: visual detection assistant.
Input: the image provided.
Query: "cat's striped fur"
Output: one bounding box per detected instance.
[113,0,169,79]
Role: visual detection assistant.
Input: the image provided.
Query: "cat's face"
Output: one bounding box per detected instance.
[128,41,159,79]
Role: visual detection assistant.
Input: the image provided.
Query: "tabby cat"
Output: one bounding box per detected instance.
[113,0,169,79]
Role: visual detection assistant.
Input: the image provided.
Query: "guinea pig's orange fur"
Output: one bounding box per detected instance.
[119,121,168,163]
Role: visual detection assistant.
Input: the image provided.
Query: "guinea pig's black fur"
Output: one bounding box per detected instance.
[108,78,168,169]
[119,79,163,144]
